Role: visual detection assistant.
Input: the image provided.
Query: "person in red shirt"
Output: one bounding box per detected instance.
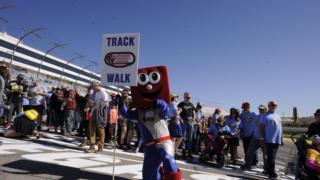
[79,99,94,147]
[64,89,77,137]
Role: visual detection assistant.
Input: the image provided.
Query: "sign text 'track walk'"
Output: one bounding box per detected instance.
[101,33,140,86]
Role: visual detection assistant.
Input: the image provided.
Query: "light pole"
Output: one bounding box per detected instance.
[9,27,45,71]
[36,43,67,79]
[74,61,97,88]
[57,53,85,87]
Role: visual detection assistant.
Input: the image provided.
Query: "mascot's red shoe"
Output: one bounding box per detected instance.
[160,168,182,180]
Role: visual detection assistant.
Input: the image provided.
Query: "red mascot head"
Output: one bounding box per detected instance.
[131,66,170,108]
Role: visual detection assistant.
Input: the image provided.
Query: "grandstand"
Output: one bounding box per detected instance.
[0,32,129,94]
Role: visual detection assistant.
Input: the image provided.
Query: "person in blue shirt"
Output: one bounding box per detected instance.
[207,115,231,168]
[260,101,283,179]
[241,105,268,173]
[226,108,241,165]
[239,102,258,166]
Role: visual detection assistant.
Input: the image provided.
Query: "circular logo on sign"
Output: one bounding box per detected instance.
[104,52,136,68]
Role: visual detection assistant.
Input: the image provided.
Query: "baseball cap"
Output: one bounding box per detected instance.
[258,105,267,110]
[268,101,278,106]
[215,108,222,113]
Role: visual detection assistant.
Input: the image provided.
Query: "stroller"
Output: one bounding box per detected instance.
[291,133,320,180]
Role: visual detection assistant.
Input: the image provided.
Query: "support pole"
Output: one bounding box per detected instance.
[112,87,119,180]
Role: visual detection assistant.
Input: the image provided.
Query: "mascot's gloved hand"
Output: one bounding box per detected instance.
[127,109,138,121]
[153,99,169,120]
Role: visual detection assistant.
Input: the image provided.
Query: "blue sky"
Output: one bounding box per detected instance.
[2,0,320,116]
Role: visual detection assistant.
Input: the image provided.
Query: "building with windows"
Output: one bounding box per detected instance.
[0,32,129,94]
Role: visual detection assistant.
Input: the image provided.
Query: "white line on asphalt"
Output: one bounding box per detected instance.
[34,136,289,172]
[1,137,294,180]
[1,136,291,179]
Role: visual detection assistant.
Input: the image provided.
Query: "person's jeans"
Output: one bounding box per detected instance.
[7,102,22,122]
[192,125,201,152]
[182,121,194,153]
[65,110,75,133]
[266,143,279,177]
[74,109,82,131]
[245,138,267,170]
[243,136,258,165]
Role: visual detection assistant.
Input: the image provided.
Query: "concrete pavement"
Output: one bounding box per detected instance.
[0,127,295,180]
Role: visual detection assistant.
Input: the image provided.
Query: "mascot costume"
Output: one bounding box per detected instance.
[131,66,181,180]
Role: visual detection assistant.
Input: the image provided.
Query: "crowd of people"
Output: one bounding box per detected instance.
[2,63,320,180]
[167,92,283,179]
[0,64,140,153]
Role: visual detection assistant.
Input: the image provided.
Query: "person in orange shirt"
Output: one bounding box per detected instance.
[108,104,118,145]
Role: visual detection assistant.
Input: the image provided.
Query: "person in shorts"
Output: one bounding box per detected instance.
[168,93,183,154]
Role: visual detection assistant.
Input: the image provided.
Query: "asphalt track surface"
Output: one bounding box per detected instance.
[0,126,296,180]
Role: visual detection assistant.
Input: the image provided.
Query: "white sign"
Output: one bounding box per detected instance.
[101,33,140,86]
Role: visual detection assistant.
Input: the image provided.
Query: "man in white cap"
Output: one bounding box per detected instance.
[86,81,109,153]
[259,101,283,179]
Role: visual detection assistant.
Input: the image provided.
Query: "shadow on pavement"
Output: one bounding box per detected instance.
[2,159,129,180]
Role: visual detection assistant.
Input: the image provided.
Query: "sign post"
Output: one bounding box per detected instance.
[101,33,140,180]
